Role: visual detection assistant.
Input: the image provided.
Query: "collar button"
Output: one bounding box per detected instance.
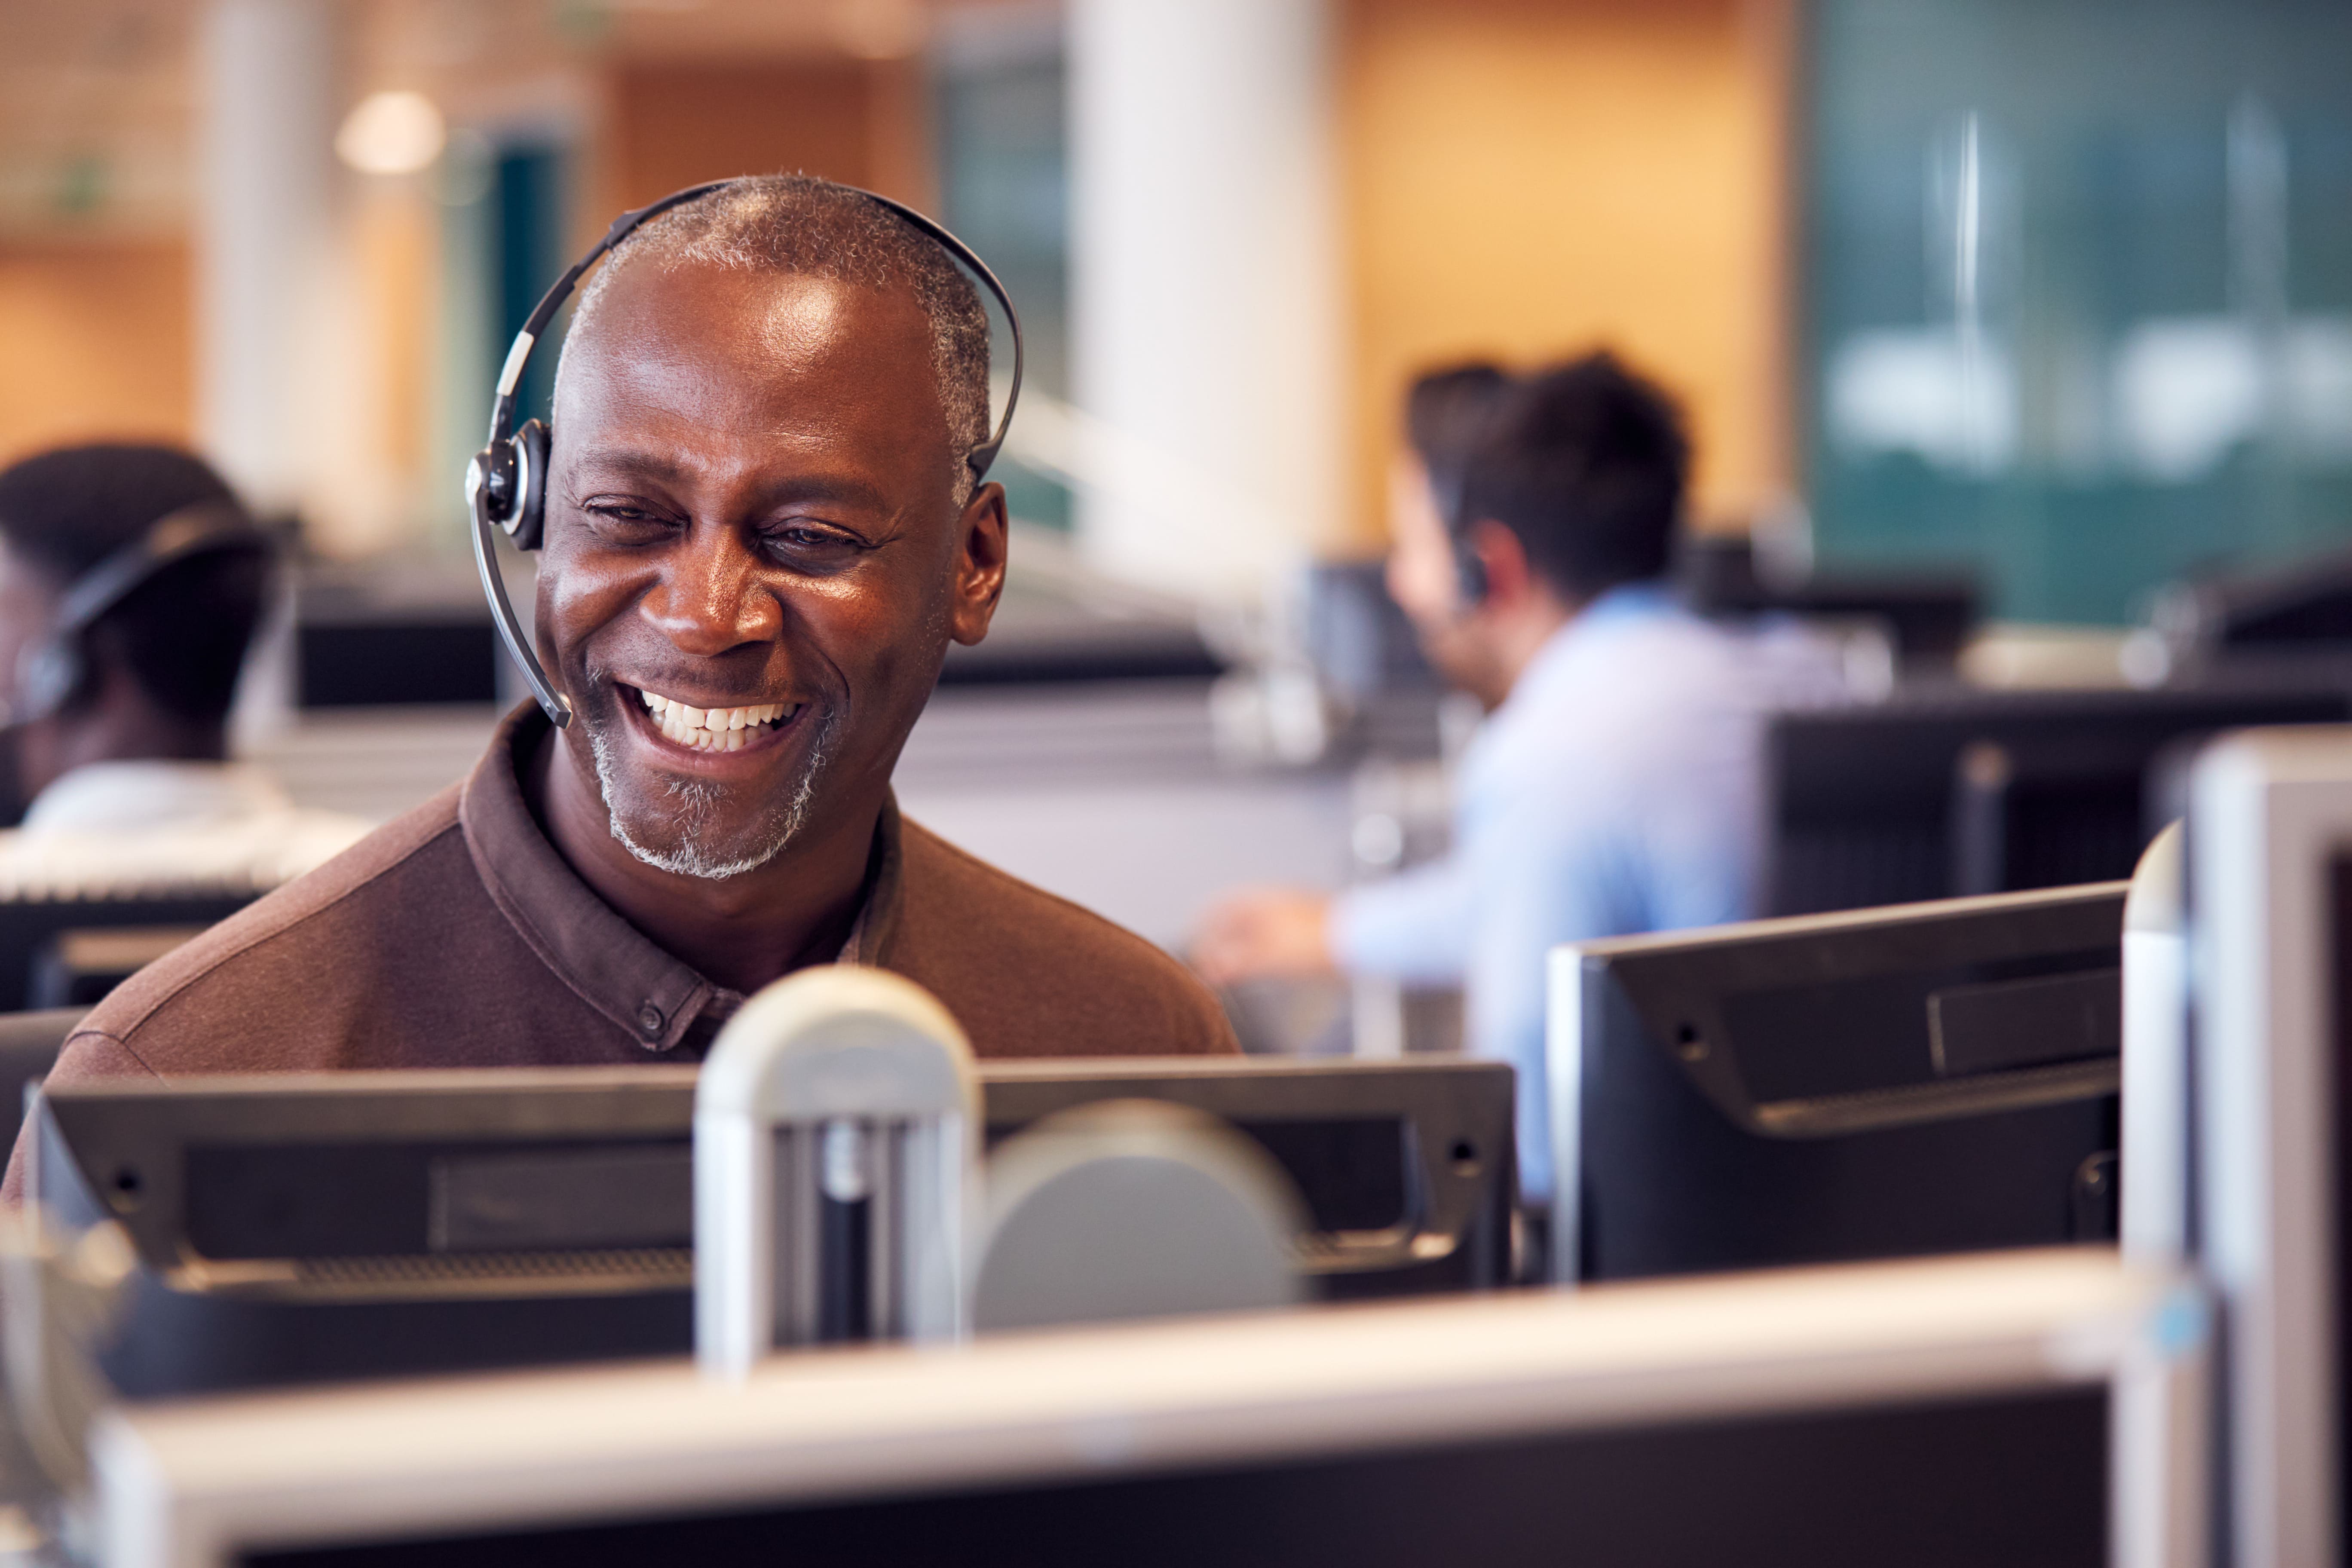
[637,1002,665,1039]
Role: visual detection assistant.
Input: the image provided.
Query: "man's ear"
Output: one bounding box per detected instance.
[1464,518,1536,610]
[947,481,1010,646]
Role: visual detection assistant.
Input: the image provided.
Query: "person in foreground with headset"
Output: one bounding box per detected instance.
[0,444,366,897]
[1193,355,1841,1219]
[3,175,1235,1199]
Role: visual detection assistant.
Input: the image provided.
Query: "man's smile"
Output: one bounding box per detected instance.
[624,684,808,755]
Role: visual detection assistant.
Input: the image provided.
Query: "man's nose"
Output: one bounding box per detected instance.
[637,528,782,656]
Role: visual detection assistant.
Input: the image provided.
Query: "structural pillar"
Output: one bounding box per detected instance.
[1066,0,1344,603]
[194,0,342,527]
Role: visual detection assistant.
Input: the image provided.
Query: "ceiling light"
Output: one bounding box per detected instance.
[336,90,446,177]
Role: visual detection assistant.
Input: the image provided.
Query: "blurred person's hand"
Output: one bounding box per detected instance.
[1192,888,1337,986]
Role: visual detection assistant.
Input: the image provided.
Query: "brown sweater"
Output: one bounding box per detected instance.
[3,707,1236,1200]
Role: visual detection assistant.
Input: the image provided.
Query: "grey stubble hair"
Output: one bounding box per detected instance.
[588,698,844,881]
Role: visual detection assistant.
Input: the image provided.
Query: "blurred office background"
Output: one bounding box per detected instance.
[5,0,2352,1044]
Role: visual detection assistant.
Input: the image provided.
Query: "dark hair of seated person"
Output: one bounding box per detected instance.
[1404,361,1512,518]
[0,443,269,727]
[1455,353,1690,608]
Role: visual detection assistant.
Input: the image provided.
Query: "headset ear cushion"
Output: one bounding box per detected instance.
[511,420,551,551]
[1454,533,1489,606]
[15,638,77,724]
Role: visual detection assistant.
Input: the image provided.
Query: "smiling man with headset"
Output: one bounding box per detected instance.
[4,175,1234,1194]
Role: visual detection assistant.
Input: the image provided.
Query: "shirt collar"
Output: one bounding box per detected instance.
[458,705,900,1056]
[1571,579,1680,628]
[21,760,293,835]
[1510,579,1684,698]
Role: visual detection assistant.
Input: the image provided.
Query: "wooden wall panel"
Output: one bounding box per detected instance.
[0,240,192,466]
[1339,0,1793,548]
[603,58,933,217]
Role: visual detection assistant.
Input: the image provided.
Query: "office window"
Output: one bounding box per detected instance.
[426,133,572,543]
[1805,0,2352,623]
[934,13,1071,530]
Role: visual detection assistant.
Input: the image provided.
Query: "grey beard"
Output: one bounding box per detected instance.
[589,705,839,881]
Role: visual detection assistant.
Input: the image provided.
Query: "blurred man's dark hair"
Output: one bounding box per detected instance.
[1403,361,1512,520]
[0,444,269,724]
[1457,353,1689,606]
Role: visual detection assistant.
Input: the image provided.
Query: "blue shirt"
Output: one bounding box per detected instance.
[1329,585,1845,1200]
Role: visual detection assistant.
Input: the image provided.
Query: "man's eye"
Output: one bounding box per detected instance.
[764,526,864,562]
[583,502,668,531]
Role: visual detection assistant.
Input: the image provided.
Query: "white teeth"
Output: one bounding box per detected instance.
[636,689,795,749]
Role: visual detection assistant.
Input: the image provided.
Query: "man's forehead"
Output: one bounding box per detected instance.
[567,261,931,390]
[555,265,948,469]
[552,260,951,500]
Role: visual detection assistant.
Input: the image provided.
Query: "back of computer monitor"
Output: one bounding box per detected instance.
[1550,882,2126,1285]
[2188,725,2352,1568]
[1766,683,2352,914]
[980,1058,1513,1298]
[34,1055,1514,1396]
[1950,736,2166,896]
[95,1249,2199,1568]
[31,1067,704,1398]
[0,890,258,1013]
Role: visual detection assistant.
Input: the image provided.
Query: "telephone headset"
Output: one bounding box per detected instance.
[12,501,272,726]
[1430,469,1487,607]
[464,178,1026,730]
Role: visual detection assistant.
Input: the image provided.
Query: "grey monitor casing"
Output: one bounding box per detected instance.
[33,1056,1513,1396]
[2120,821,2187,1263]
[1549,882,2127,1285]
[89,1247,2208,1568]
[2187,725,2352,1568]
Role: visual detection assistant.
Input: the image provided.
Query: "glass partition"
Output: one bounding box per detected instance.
[1806,0,2352,623]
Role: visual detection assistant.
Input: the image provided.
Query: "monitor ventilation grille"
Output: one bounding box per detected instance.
[294,1247,692,1286]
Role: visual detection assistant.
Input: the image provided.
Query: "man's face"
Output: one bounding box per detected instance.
[539,260,1001,879]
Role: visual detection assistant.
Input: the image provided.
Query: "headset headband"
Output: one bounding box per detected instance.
[51,501,263,639]
[12,499,273,726]
[466,178,1026,729]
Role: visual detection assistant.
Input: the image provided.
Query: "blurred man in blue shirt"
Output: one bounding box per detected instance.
[1195,355,1841,1212]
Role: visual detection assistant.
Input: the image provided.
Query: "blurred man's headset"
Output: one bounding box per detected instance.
[12,501,273,726]
[463,178,1026,730]
[1429,471,1488,607]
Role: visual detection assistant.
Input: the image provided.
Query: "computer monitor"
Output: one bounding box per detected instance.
[0,1008,82,1147]
[2187,724,2352,1568]
[1679,536,1982,670]
[293,562,501,708]
[31,1056,1513,1397]
[87,1247,2204,1568]
[1548,881,2125,1286]
[1301,559,1440,703]
[2147,544,2352,677]
[1950,733,2177,897]
[0,891,257,1014]
[1765,682,2352,914]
